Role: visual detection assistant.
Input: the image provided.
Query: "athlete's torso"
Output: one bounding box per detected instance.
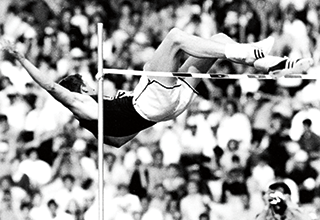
[78,95,156,137]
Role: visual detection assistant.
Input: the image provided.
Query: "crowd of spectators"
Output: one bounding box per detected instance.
[1,0,320,219]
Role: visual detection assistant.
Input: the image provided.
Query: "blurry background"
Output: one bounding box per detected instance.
[0,0,320,220]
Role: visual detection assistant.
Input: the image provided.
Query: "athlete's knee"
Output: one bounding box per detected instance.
[210,33,227,40]
[165,28,185,48]
[210,33,234,44]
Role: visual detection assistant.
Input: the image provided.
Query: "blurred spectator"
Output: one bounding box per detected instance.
[289,103,320,142]
[298,119,320,162]
[65,47,96,89]
[22,91,73,153]
[159,120,183,165]
[0,142,12,179]
[65,199,84,220]
[10,157,33,195]
[220,139,248,172]
[149,183,169,215]
[117,1,136,36]
[267,8,295,57]
[246,153,275,217]
[49,174,91,213]
[138,195,164,220]
[0,190,19,220]
[70,4,89,38]
[249,94,275,147]
[238,0,262,42]
[128,159,148,200]
[151,2,176,46]
[0,85,30,131]
[41,20,68,65]
[255,181,312,220]
[179,116,207,168]
[123,138,153,173]
[180,180,211,220]
[163,198,181,220]
[130,32,156,70]
[193,99,217,159]
[258,113,290,178]
[314,186,320,219]
[0,175,28,214]
[293,118,320,201]
[187,168,213,201]
[46,198,74,220]
[216,99,252,154]
[180,4,213,39]
[79,141,98,184]
[50,146,86,186]
[29,190,50,220]
[282,3,311,58]
[112,183,142,220]
[19,201,33,220]
[18,147,52,188]
[37,55,60,83]
[220,166,249,211]
[247,153,276,194]
[286,150,318,205]
[58,8,85,51]
[145,149,167,195]
[176,0,199,32]
[205,97,224,147]
[162,163,186,198]
[104,151,130,187]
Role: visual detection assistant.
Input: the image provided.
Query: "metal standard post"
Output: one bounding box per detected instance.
[97,22,104,220]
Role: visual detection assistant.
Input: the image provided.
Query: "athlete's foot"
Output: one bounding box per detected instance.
[225,36,275,65]
[251,36,275,56]
[253,56,314,78]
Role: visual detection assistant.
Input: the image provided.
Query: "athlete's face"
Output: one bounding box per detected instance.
[81,82,96,95]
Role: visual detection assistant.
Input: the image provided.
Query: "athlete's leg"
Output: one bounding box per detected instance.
[178,33,240,87]
[143,28,273,86]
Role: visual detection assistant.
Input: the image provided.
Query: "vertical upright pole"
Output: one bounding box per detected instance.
[97,22,104,220]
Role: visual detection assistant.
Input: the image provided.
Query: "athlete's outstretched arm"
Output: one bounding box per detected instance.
[0,39,97,120]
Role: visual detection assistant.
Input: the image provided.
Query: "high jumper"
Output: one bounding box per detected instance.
[0,28,313,147]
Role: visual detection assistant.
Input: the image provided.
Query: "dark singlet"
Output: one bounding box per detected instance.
[78,96,156,137]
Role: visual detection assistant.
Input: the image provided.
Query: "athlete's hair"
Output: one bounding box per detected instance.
[268,182,291,195]
[59,74,84,93]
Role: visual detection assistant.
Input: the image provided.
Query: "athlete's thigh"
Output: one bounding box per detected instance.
[143,32,184,86]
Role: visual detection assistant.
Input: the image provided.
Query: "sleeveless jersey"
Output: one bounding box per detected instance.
[78,96,156,137]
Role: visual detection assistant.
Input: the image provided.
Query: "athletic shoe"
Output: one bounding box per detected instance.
[251,36,275,56]
[226,36,275,65]
[253,56,313,77]
[245,36,275,65]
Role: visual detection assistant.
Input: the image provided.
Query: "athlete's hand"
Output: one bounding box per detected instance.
[0,38,14,52]
[0,38,24,60]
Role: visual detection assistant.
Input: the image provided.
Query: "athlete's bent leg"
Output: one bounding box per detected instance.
[143,28,273,86]
[179,33,245,87]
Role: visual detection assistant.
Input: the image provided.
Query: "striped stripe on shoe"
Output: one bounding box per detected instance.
[254,49,265,59]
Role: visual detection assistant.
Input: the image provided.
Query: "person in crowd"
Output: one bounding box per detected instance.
[255,181,312,220]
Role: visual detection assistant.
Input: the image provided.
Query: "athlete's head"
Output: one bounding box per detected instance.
[59,74,95,95]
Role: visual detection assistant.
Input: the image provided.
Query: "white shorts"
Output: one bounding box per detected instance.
[133,75,198,122]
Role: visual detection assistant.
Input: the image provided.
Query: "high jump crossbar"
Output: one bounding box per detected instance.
[101,68,318,80]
